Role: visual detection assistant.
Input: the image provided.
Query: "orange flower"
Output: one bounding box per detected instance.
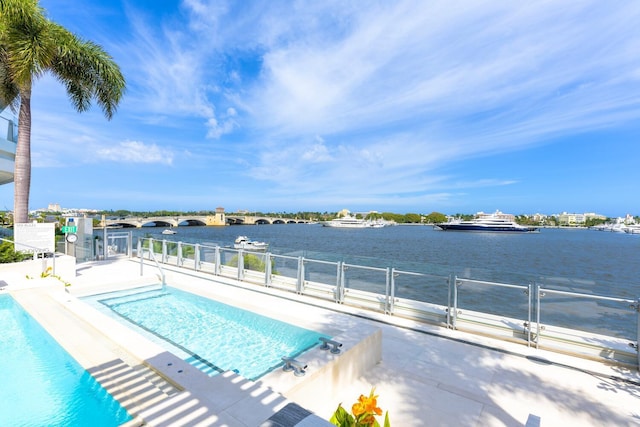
[330,388,390,427]
[362,390,383,416]
[352,394,367,416]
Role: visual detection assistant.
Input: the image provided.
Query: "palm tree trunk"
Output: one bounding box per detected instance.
[14,87,31,224]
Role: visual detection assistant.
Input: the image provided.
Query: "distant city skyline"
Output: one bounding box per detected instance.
[27,203,636,221]
[1,1,639,218]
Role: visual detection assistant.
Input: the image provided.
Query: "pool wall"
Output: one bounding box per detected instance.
[262,325,382,401]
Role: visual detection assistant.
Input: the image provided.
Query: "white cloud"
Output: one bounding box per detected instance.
[96,140,174,165]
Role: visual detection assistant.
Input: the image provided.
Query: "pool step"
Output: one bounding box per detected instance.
[87,358,180,417]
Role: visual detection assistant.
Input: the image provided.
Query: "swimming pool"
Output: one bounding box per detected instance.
[0,294,131,427]
[88,286,328,380]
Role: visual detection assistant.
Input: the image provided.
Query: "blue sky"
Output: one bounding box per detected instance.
[2,1,639,216]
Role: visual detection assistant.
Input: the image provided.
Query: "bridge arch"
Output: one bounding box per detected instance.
[140,219,178,227]
[179,219,207,226]
[109,222,138,228]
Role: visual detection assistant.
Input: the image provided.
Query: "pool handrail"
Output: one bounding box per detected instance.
[138,238,166,288]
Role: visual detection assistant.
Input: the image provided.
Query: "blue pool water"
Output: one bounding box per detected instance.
[0,294,131,427]
[93,286,328,380]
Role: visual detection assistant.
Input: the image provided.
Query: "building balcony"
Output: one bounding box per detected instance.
[0,107,17,186]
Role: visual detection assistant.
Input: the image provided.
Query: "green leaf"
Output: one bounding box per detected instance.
[329,405,355,427]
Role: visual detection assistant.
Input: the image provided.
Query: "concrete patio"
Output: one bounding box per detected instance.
[3,258,640,426]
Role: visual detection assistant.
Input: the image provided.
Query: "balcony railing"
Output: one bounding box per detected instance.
[0,115,17,143]
[136,237,640,369]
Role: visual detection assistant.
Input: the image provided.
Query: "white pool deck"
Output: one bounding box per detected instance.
[3,258,640,427]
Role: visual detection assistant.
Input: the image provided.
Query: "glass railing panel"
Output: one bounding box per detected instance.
[455,278,531,322]
[537,288,636,340]
[163,241,180,263]
[218,248,239,267]
[181,243,197,261]
[342,264,387,295]
[270,254,299,282]
[393,270,449,306]
[303,259,339,288]
[242,251,271,273]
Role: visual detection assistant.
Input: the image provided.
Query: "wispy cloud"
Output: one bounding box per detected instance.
[96,140,174,165]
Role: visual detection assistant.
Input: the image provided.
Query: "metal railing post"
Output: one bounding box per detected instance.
[536,284,542,349]
[446,273,453,328]
[177,242,183,266]
[452,276,459,329]
[127,231,133,258]
[265,252,272,287]
[103,226,107,259]
[635,297,640,370]
[195,244,200,271]
[138,239,143,276]
[296,256,304,294]
[162,240,167,264]
[385,268,391,314]
[214,246,221,275]
[339,262,346,303]
[335,261,343,303]
[237,250,244,281]
[527,283,532,347]
[149,238,155,260]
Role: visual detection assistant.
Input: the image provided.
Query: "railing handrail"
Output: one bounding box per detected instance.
[457,277,529,291]
[538,287,635,304]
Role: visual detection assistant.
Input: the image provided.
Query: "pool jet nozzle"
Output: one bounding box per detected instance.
[319,337,343,354]
[281,356,307,376]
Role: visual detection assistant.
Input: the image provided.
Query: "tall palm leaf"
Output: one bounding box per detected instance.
[0,0,125,223]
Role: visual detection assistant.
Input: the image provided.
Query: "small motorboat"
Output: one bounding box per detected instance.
[161,229,177,235]
[233,236,268,251]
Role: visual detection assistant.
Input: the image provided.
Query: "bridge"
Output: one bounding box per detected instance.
[102,214,310,228]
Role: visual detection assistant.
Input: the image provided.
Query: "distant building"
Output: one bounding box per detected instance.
[558,212,606,226]
[48,203,62,212]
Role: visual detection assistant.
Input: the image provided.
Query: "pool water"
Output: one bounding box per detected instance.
[94,286,328,380]
[0,294,131,427]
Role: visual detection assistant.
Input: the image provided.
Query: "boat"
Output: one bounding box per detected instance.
[161,229,177,235]
[234,236,269,251]
[434,210,539,233]
[321,214,389,228]
[624,224,640,234]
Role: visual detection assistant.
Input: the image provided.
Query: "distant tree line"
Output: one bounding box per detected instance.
[4,209,633,227]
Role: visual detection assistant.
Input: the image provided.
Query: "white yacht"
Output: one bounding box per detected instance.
[322,215,376,228]
[234,236,269,251]
[435,211,539,233]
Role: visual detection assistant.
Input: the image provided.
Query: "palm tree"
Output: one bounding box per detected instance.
[0,0,125,223]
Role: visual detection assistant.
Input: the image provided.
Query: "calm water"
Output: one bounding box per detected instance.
[90,286,327,380]
[128,224,639,295]
[0,295,131,427]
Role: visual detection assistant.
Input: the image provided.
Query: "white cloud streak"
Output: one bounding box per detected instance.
[96,141,174,165]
